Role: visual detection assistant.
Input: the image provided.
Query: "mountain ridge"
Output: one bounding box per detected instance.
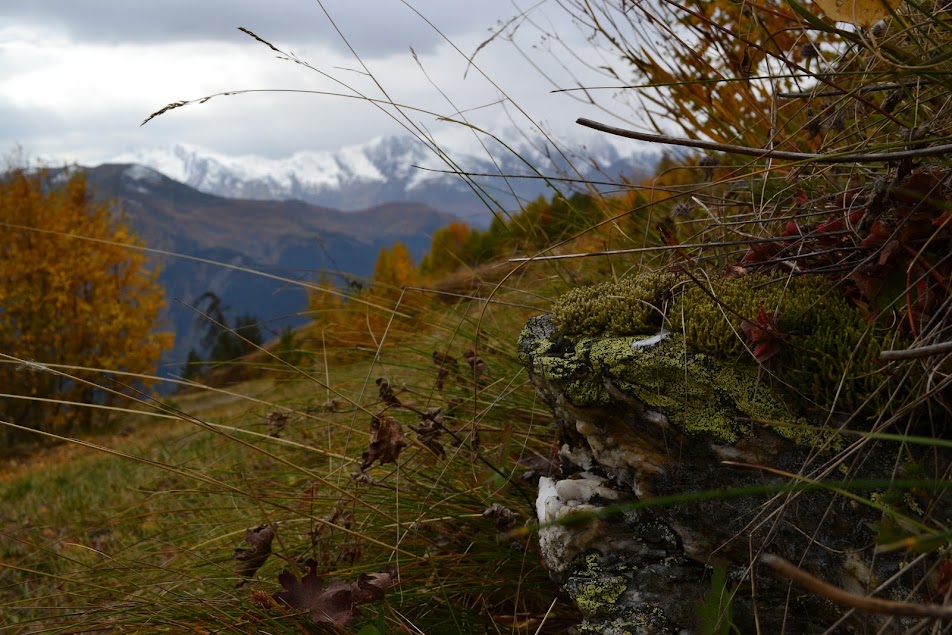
[74,162,459,374]
[110,134,654,222]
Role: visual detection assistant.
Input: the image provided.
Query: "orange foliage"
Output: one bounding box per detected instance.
[372,242,418,292]
[0,169,173,440]
[419,221,472,280]
[565,0,831,151]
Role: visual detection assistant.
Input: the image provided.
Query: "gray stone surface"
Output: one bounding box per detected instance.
[520,314,949,634]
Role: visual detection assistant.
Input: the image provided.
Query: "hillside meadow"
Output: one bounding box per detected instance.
[0,254,601,633]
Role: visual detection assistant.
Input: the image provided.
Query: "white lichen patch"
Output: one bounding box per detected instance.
[630,328,670,348]
[536,473,635,576]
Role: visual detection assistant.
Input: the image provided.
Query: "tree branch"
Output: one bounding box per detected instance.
[576,118,952,163]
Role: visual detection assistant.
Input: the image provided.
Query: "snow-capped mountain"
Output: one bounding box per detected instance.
[111,135,654,223]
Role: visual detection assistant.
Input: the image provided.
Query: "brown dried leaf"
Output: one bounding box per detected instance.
[813,0,901,27]
[464,349,489,382]
[360,415,407,470]
[375,377,402,407]
[432,350,459,370]
[483,503,517,532]
[517,445,560,479]
[267,410,290,438]
[353,569,396,603]
[235,524,275,582]
[272,559,396,626]
[413,407,446,459]
[435,366,449,391]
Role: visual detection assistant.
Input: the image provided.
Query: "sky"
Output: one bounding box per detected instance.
[0,0,642,166]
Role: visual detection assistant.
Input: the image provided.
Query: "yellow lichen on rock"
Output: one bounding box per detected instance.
[552,272,908,419]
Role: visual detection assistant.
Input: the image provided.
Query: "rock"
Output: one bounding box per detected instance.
[520,313,950,633]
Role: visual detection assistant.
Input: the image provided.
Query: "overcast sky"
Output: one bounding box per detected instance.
[0,0,641,166]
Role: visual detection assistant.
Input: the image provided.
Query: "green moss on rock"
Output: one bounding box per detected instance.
[553,271,682,337]
[538,345,611,407]
[552,272,908,418]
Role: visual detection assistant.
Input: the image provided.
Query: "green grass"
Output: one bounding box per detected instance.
[0,284,579,634]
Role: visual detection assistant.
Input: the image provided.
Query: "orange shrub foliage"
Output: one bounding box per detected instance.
[0,169,173,439]
[372,241,418,293]
[419,221,472,281]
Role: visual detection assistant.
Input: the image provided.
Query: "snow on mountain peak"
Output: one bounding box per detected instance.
[122,164,164,185]
[107,134,654,218]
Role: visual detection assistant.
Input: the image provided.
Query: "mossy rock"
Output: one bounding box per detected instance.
[552,272,909,418]
[523,323,834,447]
[552,271,681,337]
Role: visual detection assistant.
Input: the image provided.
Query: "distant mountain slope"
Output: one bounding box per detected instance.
[78,163,458,374]
[111,135,654,222]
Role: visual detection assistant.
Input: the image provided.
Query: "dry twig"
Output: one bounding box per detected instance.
[760,553,952,620]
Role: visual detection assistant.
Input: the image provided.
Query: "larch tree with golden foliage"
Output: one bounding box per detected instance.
[372,242,418,295]
[418,221,472,280]
[0,168,173,442]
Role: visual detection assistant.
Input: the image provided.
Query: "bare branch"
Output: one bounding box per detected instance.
[576,118,952,163]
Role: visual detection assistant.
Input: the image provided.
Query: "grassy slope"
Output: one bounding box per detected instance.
[0,276,579,634]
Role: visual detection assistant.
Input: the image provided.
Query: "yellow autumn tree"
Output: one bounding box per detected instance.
[419,221,473,280]
[372,242,418,293]
[0,168,173,441]
[308,271,344,322]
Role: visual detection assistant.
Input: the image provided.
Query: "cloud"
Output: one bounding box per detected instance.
[0,2,641,165]
[0,0,517,57]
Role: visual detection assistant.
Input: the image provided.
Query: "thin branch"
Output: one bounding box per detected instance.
[509,231,851,262]
[777,79,930,99]
[760,553,952,620]
[576,118,952,163]
[881,341,952,361]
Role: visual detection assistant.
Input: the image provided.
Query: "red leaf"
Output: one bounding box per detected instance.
[752,340,782,363]
[859,220,891,250]
[815,215,844,234]
[850,270,881,300]
[877,240,901,266]
[740,305,784,363]
[781,220,800,237]
[742,241,781,263]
